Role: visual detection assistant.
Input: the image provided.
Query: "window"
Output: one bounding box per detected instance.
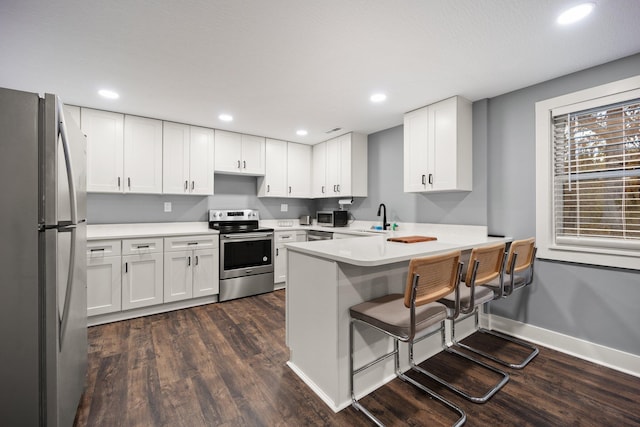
[536,76,640,270]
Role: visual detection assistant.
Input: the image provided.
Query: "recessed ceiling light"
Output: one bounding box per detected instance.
[557,3,595,25]
[218,114,233,122]
[98,89,119,99]
[296,129,308,136]
[370,93,387,103]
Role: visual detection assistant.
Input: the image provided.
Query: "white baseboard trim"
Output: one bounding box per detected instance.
[286,361,396,413]
[88,295,218,326]
[486,314,640,378]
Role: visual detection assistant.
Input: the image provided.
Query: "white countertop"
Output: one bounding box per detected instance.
[284,222,509,267]
[87,222,217,240]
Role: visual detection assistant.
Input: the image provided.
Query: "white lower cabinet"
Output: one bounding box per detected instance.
[163,235,219,303]
[121,238,164,310]
[275,230,306,287]
[86,233,220,323]
[86,240,122,316]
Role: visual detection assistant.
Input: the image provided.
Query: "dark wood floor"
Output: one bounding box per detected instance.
[74,290,640,426]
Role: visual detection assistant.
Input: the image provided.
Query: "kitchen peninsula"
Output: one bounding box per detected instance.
[284,223,509,412]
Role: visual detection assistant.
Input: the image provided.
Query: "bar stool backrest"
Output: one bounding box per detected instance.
[404,250,461,308]
[506,238,535,274]
[464,242,506,287]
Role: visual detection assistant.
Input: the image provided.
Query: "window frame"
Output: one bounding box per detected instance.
[535,75,640,270]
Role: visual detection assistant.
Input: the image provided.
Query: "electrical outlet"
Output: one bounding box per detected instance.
[164,202,172,212]
[280,203,288,212]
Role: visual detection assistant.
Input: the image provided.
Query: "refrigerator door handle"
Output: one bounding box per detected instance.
[56,97,80,349]
[56,97,78,225]
[58,226,76,349]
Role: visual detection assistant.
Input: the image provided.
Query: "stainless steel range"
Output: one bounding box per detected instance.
[209,209,274,301]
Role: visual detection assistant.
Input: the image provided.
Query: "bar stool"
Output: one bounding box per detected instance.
[412,242,510,404]
[349,250,466,427]
[457,238,539,369]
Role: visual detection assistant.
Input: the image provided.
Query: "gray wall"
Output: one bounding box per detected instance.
[487,53,640,356]
[88,174,316,224]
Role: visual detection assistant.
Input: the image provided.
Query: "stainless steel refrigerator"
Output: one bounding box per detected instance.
[0,87,88,426]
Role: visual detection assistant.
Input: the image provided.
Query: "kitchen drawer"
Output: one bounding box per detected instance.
[164,234,218,252]
[87,239,121,257]
[276,231,306,243]
[122,237,163,255]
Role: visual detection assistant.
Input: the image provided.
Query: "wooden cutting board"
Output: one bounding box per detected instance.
[387,235,437,243]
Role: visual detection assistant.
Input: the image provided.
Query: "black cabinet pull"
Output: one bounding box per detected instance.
[428,173,434,184]
[125,262,128,273]
[195,255,199,266]
[188,256,191,266]
[421,174,426,185]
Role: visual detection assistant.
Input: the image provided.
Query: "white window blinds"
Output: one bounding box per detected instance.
[552,98,640,248]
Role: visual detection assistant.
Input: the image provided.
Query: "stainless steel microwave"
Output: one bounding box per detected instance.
[316,210,349,227]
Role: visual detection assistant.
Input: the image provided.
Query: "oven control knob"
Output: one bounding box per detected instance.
[263,256,268,262]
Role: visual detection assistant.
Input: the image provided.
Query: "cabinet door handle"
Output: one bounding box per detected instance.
[237,160,241,168]
[187,242,198,246]
[337,184,340,192]
[127,177,131,189]
[188,256,191,266]
[136,245,149,249]
[421,174,426,185]
[321,185,325,194]
[289,186,292,194]
[118,176,121,189]
[276,248,279,256]
[191,181,195,190]
[125,262,128,273]
[90,248,105,252]
[267,184,270,193]
[243,160,246,169]
[333,185,337,192]
[428,173,433,185]
[185,180,188,191]
[195,255,199,266]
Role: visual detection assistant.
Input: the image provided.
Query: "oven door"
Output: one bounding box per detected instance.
[220,232,274,279]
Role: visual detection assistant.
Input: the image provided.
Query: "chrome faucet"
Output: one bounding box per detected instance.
[377,203,390,230]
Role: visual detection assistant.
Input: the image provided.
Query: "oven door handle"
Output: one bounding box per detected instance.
[222,233,273,240]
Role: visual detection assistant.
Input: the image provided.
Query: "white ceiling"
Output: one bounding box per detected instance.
[2,0,640,144]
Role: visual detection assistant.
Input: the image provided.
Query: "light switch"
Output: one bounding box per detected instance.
[281,203,288,212]
[164,202,172,212]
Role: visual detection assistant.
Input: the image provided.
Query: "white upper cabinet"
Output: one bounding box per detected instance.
[313,132,367,198]
[258,140,311,198]
[124,115,163,194]
[189,126,215,194]
[258,138,288,197]
[82,109,163,194]
[287,142,311,197]
[163,122,214,195]
[403,96,472,193]
[162,122,190,194]
[214,130,265,175]
[312,141,327,197]
[63,105,80,128]
[81,108,125,193]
